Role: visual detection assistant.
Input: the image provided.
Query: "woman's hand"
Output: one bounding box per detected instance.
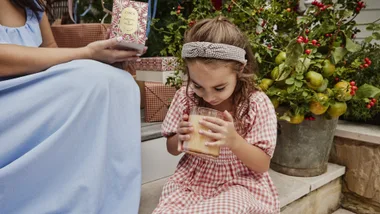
[199,110,240,149]
[177,114,194,144]
[84,37,141,64]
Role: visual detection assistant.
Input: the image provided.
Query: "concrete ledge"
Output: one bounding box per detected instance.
[139,163,345,214]
[272,163,345,208]
[335,120,380,145]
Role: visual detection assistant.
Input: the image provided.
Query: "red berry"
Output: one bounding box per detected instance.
[297,38,303,43]
[368,60,372,65]
[261,20,266,27]
[356,7,361,12]
[335,77,340,81]
[267,44,272,49]
[310,116,316,121]
[372,98,377,103]
[370,101,375,106]
[317,44,321,47]
[176,10,181,14]
[367,104,372,109]
[304,38,309,43]
[350,91,356,96]
[177,5,181,9]
[189,20,195,27]
[312,39,317,45]
[325,34,330,37]
[360,65,364,69]
[305,49,311,55]
[286,8,291,12]
[305,29,310,34]
[365,57,370,63]
[350,81,356,86]
[364,63,369,68]
[352,86,358,91]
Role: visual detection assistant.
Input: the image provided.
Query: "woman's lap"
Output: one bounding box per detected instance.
[0,60,141,214]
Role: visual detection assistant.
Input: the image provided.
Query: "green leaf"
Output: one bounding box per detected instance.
[356,84,380,99]
[313,63,322,69]
[373,32,380,40]
[342,9,353,18]
[332,47,348,64]
[287,85,296,93]
[365,36,374,43]
[295,80,303,87]
[285,77,295,85]
[296,73,304,80]
[255,53,262,63]
[285,40,303,67]
[345,37,361,52]
[277,64,292,81]
[295,58,311,73]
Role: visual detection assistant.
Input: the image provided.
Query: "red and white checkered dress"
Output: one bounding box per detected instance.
[153,87,280,214]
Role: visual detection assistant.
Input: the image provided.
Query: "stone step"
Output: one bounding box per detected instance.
[139,163,345,214]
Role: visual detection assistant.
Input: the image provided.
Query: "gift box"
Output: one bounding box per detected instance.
[144,82,176,122]
[135,57,179,71]
[110,0,148,51]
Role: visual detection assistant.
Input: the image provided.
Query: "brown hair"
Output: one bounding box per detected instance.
[183,16,259,137]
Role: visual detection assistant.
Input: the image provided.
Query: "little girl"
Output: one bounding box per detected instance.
[153,17,279,214]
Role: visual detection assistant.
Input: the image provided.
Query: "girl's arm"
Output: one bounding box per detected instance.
[229,136,271,173]
[166,134,182,156]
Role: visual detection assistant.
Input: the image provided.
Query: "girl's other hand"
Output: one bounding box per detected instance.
[177,114,193,143]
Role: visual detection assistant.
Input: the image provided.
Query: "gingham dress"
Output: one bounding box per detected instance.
[153,87,280,214]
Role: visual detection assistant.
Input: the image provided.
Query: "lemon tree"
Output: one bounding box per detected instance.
[157,0,380,124]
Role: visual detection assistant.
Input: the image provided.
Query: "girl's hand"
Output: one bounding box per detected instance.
[176,114,194,143]
[199,110,240,149]
[85,37,141,64]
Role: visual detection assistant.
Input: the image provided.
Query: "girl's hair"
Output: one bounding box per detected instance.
[183,16,259,137]
[11,0,45,14]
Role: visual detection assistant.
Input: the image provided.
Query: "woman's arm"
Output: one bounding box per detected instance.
[0,12,140,77]
[0,39,140,77]
[39,13,58,48]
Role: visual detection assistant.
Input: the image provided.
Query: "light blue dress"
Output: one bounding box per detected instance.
[0,6,141,214]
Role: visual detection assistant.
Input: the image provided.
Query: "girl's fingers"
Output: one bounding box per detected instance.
[202,116,226,126]
[199,129,224,140]
[205,141,223,147]
[178,127,193,134]
[178,134,190,142]
[199,119,223,133]
[182,114,189,121]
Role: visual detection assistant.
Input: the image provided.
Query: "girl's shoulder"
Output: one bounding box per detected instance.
[241,90,275,122]
[248,90,272,106]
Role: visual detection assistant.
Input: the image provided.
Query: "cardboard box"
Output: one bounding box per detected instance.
[144,82,176,122]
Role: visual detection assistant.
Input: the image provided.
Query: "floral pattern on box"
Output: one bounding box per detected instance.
[135,57,179,71]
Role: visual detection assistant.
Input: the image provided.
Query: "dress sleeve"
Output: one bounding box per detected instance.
[245,91,278,158]
[161,86,189,137]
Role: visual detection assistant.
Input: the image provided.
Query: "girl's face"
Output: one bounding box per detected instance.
[187,61,237,108]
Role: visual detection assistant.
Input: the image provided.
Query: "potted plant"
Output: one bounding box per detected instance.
[155,0,380,176]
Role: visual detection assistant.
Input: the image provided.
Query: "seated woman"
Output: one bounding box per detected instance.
[0,0,142,213]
